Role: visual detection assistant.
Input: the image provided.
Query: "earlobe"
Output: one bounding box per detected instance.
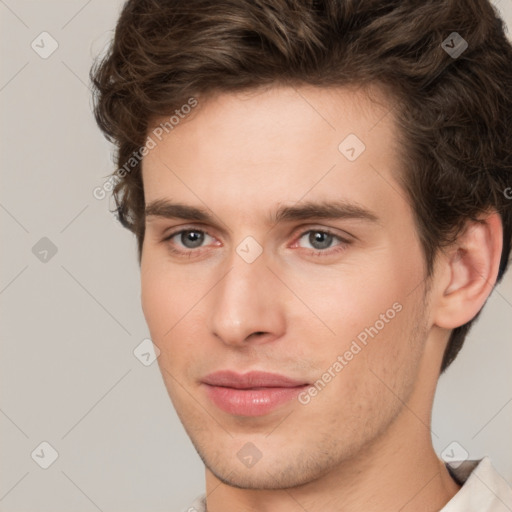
[433,212,503,330]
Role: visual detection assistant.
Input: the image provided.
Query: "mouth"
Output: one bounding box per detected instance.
[201,370,310,417]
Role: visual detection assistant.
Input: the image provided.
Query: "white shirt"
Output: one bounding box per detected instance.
[183,457,512,511]
[443,457,512,511]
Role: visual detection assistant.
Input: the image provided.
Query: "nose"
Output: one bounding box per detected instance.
[208,247,286,348]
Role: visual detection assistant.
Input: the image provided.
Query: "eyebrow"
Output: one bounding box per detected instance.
[144,198,380,226]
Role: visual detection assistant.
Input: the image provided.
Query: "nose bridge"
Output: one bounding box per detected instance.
[209,246,284,346]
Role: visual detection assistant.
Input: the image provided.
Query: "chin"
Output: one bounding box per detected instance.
[201,446,337,491]
[208,465,314,490]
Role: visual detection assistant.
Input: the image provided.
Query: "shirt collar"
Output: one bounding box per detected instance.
[441,457,512,511]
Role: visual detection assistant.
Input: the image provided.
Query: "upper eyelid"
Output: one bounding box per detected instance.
[163,224,212,238]
[297,228,349,239]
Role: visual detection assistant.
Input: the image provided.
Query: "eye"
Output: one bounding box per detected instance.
[295,229,349,253]
[300,231,335,250]
[164,229,215,251]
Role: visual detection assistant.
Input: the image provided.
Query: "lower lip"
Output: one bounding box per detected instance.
[203,384,308,416]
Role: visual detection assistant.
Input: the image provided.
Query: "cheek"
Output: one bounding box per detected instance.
[297,293,426,447]
[287,263,409,344]
[285,243,426,384]
[140,256,210,375]
[140,251,202,338]
[140,262,172,340]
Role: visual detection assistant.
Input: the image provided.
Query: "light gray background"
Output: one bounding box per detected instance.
[1,1,511,511]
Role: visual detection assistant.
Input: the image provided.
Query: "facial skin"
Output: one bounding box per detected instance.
[140,85,501,512]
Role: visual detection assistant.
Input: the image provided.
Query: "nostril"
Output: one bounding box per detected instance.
[246,331,267,341]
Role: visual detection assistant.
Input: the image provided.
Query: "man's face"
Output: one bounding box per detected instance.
[140,85,432,489]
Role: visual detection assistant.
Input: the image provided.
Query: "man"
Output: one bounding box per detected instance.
[90,0,512,510]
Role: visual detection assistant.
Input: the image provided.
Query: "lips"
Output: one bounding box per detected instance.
[201,370,309,416]
[202,370,308,389]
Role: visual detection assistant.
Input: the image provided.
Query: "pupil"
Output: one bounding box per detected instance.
[309,231,332,250]
[182,230,204,248]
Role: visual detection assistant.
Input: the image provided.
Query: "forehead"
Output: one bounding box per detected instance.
[141,84,405,223]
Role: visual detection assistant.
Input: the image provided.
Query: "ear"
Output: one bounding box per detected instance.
[432,211,503,330]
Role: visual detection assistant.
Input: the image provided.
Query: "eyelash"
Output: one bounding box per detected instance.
[161,226,351,258]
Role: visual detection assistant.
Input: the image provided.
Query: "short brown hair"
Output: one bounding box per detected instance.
[90,0,512,372]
